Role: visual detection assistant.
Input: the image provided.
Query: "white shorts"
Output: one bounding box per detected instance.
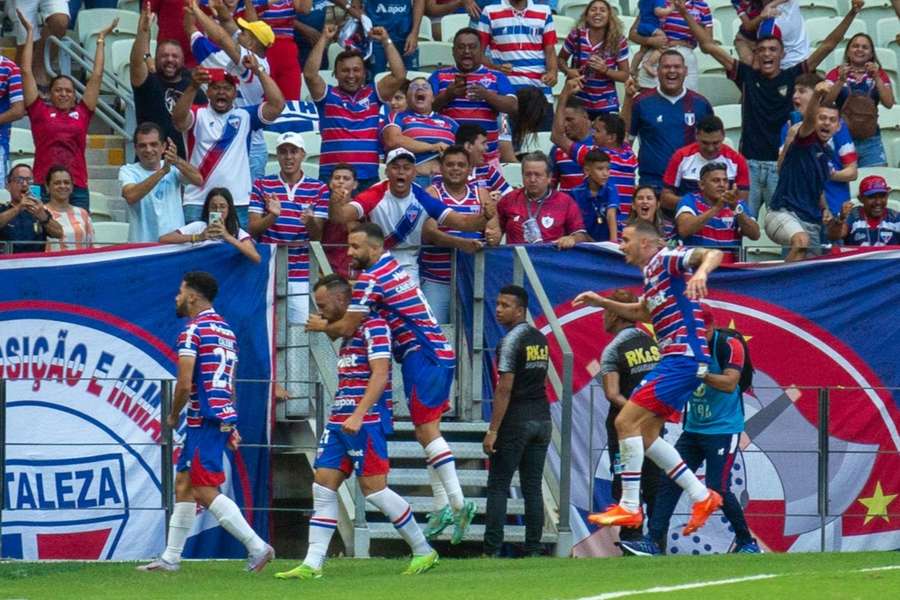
[764,209,822,252]
[287,281,310,325]
[6,0,70,45]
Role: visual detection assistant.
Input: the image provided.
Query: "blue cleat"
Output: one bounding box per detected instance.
[732,539,762,554]
[618,536,662,557]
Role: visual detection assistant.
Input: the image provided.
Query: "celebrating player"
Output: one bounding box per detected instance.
[573,220,724,535]
[306,223,478,543]
[276,275,438,580]
[139,272,274,573]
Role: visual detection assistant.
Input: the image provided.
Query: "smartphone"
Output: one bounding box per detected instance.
[208,211,223,225]
[29,184,42,199]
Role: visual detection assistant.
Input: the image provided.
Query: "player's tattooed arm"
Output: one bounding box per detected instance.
[169,355,196,427]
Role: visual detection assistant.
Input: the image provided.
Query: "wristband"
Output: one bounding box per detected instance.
[486,429,497,436]
[384,39,393,45]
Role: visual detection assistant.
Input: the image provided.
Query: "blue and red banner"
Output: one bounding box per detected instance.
[0,244,276,560]
[458,244,900,554]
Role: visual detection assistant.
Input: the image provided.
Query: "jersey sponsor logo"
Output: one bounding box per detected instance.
[778,85,788,97]
[525,343,548,362]
[624,345,660,368]
[374,3,408,14]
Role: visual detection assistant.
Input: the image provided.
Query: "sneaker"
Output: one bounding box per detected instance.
[403,549,439,575]
[618,536,662,557]
[450,500,477,545]
[274,563,323,580]
[587,504,644,528]
[732,539,762,554]
[682,490,723,536]
[247,544,275,573]
[423,505,454,540]
[136,558,180,572]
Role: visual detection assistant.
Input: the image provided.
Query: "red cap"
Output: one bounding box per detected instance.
[859,175,891,198]
[205,67,239,86]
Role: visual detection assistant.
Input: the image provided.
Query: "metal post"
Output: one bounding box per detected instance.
[314,382,324,443]
[0,378,6,559]
[817,387,830,552]
[471,251,486,420]
[353,478,370,558]
[588,385,595,512]
[160,379,174,537]
[557,350,574,556]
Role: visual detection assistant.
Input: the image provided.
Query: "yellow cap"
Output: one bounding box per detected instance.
[236,18,275,48]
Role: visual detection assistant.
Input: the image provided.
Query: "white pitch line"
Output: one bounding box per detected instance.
[577,574,779,600]
[858,565,900,573]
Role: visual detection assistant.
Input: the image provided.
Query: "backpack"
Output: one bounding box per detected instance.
[842,93,879,140]
[713,328,754,394]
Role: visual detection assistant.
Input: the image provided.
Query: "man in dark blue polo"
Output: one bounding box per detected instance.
[0,164,61,253]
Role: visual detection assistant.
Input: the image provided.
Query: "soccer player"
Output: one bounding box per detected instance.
[276,275,438,579]
[572,220,724,535]
[139,272,273,572]
[306,223,478,543]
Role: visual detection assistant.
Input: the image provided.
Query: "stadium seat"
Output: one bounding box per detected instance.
[518,131,552,155]
[877,50,900,94]
[92,222,130,245]
[301,161,320,179]
[265,160,280,176]
[711,18,726,45]
[796,0,840,20]
[117,0,140,12]
[715,103,742,141]
[301,131,321,158]
[327,43,342,68]
[77,9,140,69]
[697,50,730,74]
[886,137,900,168]
[850,168,900,203]
[317,69,338,87]
[9,128,35,160]
[555,16,577,41]
[707,0,737,41]
[875,17,900,49]
[111,38,155,84]
[697,73,741,106]
[558,0,593,19]
[880,105,900,169]
[440,14,472,43]
[619,15,635,35]
[417,41,454,71]
[418,16,433,41]
[89,192,112,222]
[804,17,867,49]
[855,1,896,39]
[501,162,523,189]
[375,70,430,83]
[0,189,10,203]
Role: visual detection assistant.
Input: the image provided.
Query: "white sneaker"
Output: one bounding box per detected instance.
[136,558,180,572]
[247,544,275,573]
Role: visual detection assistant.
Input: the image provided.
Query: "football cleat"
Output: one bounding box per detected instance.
[682,490,723,536]
[136,558,180,572]
[618,536,662,557]
[274,563,323,580]
[732,539,762,554]
[587,504,644,528]
[450,500,477,545]
[423,505,454,540]
[247,543,275,573]
[402,550,439,575]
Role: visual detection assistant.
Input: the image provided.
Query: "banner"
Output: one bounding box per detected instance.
[458,245,900,554]
[0,243,276,560]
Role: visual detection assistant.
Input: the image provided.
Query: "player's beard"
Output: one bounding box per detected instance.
[175,299,188,318]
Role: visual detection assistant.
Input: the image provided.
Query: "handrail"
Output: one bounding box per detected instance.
[511,246,575,557]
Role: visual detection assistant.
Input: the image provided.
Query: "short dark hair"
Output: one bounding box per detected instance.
[7,163,33,183]
[659,49,685,64]
[456,123,488,146]
[583,149,610,165]
[440,144,470,163]
[352,221,385,244]
[183,271,218,302]
[521,151,551,175]
[608,288,638,304]
[314,273,352,296]
[133,121,164,144]
[499,284,528,309]
[596,112,626,146]
[564,96,588,114]
[335,49,366,70]
[454,27,481,44]
[699,162,728,179]
[46,164,72,184]
[627,218,661,239]
[330,163,357,180]
[794,72,824,89]
[696,115,724,135]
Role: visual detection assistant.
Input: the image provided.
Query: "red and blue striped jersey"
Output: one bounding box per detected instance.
[641,247,709,361]
[562,29,628,113]
[248,174,330,281]
[348,252,456,365]
[315,84,383,180]
[550,133,593,193]
[0,56,23,149]
[261,0,296,38]
[176,309,239,427]
[663,142,751,197]
[661,0,712,47]
[384,110,459,165]
[570,141,637,231]
[675,193,750,262]
[429,66,515,163]
[433,163,513,196]
[420,182,484,284]
[476,1,557,98]
[333,315,394,432]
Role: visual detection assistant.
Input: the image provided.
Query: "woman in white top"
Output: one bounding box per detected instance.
[45,165,94,252]
[159,187,260,263]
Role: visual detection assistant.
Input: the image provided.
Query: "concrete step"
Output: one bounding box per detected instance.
[366,522,557,544]
[88,166,121,180]
[387,440,485,460]
[395,496,525,516]
[388,468,512,488]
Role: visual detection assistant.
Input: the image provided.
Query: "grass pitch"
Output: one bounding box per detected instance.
[2,551,899,599]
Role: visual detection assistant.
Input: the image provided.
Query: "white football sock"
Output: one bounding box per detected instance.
[207,494,267,556]
[424,437,463,512]
[160,502,195,564]
[304,483,338,570]
[367,488,432,556]
[427,465,449,512]
[646,438,708,502]
[618,436,645,511]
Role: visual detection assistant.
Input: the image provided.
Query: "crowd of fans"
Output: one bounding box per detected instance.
[1,0,899,287]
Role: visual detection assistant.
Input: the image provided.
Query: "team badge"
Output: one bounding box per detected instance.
[541,216,554,228]
[778,85,789,97]
[227,116,241,129]
[684,113,695,127]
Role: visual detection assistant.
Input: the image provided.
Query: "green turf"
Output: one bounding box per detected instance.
[1,552,898,599]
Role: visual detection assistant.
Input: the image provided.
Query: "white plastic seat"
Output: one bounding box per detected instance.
[797,0,840,20]
[89,192,112,222]
[501,162,523,189]
[417,41,454,71]
[418,16,433,41]
[9,127,35,159]
[117,0,140,12]
[92,221,130,245]
[855,1,896,39]
[715,103,743,142]
[698,73,741,107]
[440,14,473,43]
[554,16,577,41]
[875,17,900,49]
[557,0,593,19]
[804,17,867,49]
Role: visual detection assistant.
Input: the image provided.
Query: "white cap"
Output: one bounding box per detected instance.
[385,148,416,165]
[275,131,305,150]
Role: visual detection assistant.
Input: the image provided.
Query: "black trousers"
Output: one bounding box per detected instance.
[484,419,552,555]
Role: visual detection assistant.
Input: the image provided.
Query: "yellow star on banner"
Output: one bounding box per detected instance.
[727,319,752,343]
[858,482,897,525]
